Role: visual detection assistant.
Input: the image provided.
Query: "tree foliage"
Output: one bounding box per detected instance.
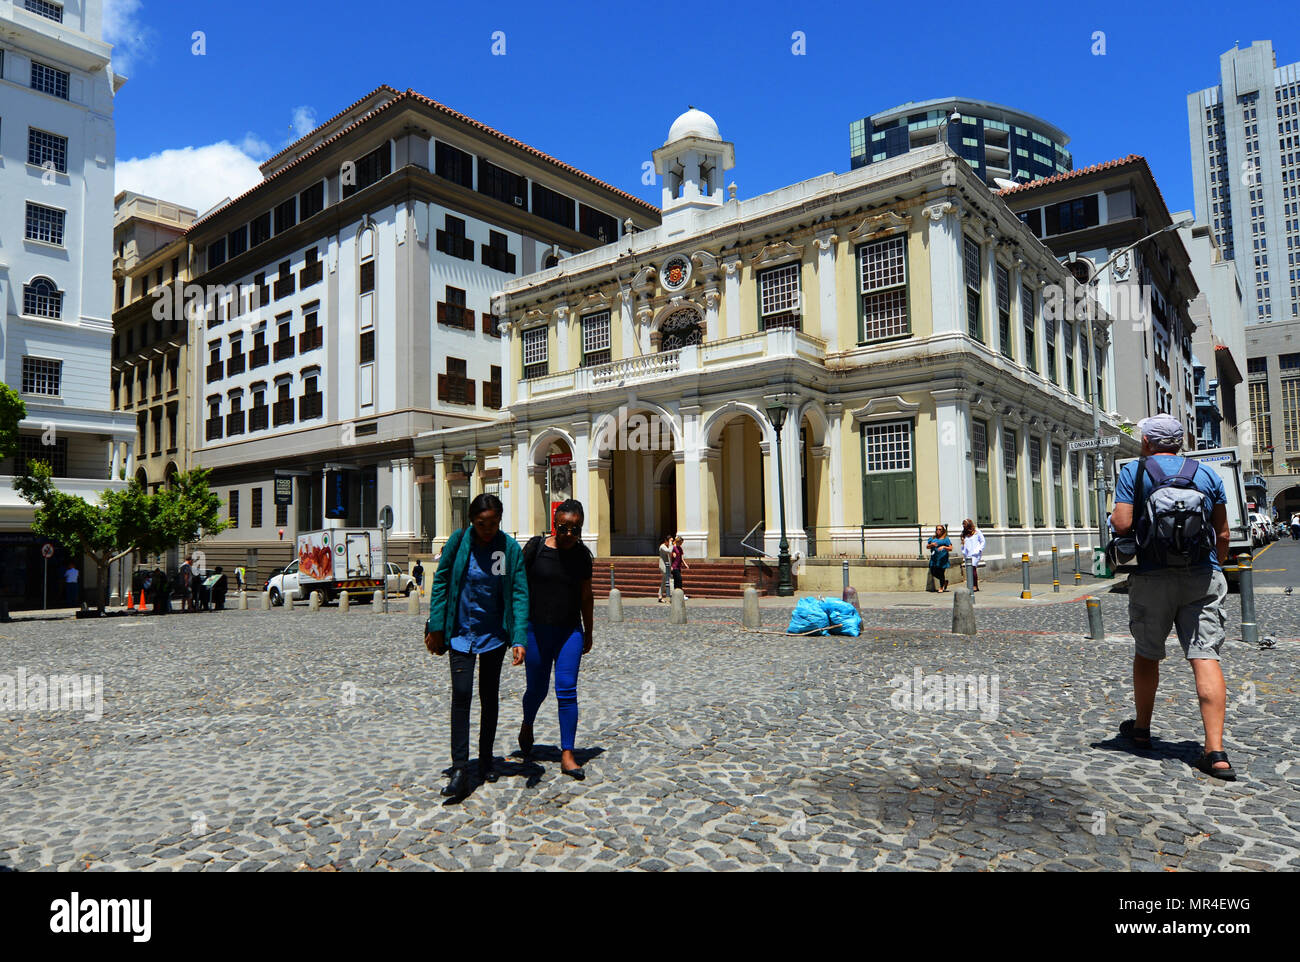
[0,383,27,462]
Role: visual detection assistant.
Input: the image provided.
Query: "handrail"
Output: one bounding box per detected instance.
[739,520,767,557]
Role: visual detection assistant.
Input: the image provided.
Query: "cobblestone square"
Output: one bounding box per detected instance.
[1,594,1297,871]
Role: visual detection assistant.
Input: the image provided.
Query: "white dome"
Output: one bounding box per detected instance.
[667,106,721,144]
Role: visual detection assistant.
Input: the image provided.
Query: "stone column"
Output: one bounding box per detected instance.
[922,201,963,335]
[814,231,838,350]
[781,402,807,564]
[619,289,634,359]
[637,304,653,356]
[680,403,705,557]
[701,446,722,557]
[983,231,999,352]
[573,417,591,511]
[555,304,571,371]
[1013,262,1029,367]
[825,402,845,531]
[432,452,450,542]
[589,458,611,556]
[499,320,516,407]
[722,257,741,339]
[933,389,973,533]
[1044,435,1058,530]
[109,440,121,479]
[703,289,720,342]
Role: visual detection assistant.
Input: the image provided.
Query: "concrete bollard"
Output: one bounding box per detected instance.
[952,587,976,636]
[261,590,271,611]
[1086,596,1104,640]
[608,588,624,623]
[309,590,322,611]
[239,590,248,610]
[1238,558,1259,645]
[339,590,350,613]
[669,588,687,624]
[1020,553,1032,600]
[743,586,761,628]
[407,591,419,615]
[1051,546,1060,593]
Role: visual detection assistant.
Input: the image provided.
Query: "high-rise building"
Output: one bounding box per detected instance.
[849,97,1071,187]
[1188,40,1300,324]
[0,0,136,610]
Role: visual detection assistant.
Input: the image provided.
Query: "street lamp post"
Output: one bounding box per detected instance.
[936,110,962,147]
[765,399,794,597]
[1074,217,1193,573]
[461,451,477,496]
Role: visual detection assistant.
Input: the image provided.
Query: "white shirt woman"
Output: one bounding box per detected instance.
[960,520,985,591]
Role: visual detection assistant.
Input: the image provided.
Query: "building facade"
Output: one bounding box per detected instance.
[1244,318,1300,516]
[1188,40,1300,324]
[110,192,196,494]
[185,86,659,581]
[0,0,135,609]
[416,110,1128,591]
[850,97,1071,188]
[1000,157,1201,444]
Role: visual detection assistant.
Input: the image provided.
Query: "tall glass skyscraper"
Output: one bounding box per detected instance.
[1188,40,1300,324]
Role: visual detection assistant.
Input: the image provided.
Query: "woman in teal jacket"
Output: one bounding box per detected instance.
[423,494,530,800]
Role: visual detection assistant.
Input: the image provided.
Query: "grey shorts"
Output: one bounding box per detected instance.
[1127,568,1227,662]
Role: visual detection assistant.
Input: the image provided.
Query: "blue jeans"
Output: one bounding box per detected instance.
[521,624,584,752]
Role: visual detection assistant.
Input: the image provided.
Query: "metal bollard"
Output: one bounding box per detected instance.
[1086,596,1104,640]
[1239,558,1259,645]
[1051,546,1060,593]
[1074,543,1082,585]
[610,564,616,593]
[842,561,849,595]
[966,557,975,592]
[1020,553,1032,600]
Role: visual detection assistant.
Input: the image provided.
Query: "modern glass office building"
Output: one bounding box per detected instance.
[849,97,1072,187]
[1188,40,1300,324]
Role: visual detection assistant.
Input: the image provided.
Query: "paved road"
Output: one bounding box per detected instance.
[1,597,1297,871]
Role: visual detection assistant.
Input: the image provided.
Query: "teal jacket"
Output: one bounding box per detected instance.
[425,528,530,650]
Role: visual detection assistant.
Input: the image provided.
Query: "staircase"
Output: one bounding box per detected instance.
[593,557,783,598]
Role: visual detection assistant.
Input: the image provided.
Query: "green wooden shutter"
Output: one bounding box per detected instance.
[861,421,917,526]
[973,419,991,526]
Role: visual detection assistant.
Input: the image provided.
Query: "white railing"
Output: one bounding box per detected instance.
[589,350,681,387]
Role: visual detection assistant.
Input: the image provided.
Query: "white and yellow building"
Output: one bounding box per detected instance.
[414,109,1132,589]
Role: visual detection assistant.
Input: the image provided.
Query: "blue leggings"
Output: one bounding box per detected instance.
[521,623,584,751]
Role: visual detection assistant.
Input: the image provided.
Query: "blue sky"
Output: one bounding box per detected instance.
[108,0,1300,219]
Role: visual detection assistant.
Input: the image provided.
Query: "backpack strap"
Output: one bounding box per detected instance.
[1142,457,1167,486]
[1173,457,1200,484]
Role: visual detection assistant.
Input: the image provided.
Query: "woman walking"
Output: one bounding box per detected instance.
[424,493,529,800]
[926,525,952,592]
[518,499,594,779]
[960,519,985,591]
[670,535,689,600]
[656,533,673,603]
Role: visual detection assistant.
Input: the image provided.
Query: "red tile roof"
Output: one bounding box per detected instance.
[996,155,1147,196]
[191,86,658,231]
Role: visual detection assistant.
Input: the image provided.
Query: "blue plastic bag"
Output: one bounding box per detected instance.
[787,596,831,635]
[822,598,862,637]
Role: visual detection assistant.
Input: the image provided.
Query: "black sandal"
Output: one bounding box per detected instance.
[1119,719,1152,749]
[1194,750,1237,781]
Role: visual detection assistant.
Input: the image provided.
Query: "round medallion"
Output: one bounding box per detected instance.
[660,254,692,292]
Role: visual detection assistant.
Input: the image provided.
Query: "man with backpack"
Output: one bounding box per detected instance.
[1109,414,1235,780]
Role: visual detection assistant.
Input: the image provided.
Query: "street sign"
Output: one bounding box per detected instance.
[41,543,54,559]
[378,505,393,531]
[1068,436,1122,452]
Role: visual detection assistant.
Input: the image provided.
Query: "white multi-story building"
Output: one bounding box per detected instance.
[0,0,134,609]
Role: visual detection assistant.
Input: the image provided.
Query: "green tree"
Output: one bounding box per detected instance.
[0,383,27,462]
[12,463,227,612]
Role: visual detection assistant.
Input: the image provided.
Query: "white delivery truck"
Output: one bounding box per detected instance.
[265,528,384,605]
[1116,446,1252,584]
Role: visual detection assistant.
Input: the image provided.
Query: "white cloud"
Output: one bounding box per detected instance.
[116,141,266,217]
[103,0,149,78]
[291,106,319,140]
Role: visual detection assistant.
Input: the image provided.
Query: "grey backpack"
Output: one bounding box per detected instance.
[1133,456,1216,567]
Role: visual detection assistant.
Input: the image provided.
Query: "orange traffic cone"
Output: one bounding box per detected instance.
[126,589,135,610]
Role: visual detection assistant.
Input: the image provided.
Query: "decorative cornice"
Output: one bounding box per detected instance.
[750,241,804,268]
[848,211,910,239]
[851,395,922,423]
[814,231,838,252]
[632,266,657,290]
[690,250,719,273]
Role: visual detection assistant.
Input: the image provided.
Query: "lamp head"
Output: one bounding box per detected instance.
[461,451,478,477]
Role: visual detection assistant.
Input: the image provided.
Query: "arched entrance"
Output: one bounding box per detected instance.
[704,406,769,556]
[1272,486,1300,523]
[595,406,679,555]
[529,433,574,538]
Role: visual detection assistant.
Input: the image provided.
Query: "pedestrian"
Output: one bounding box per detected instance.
[64,563,80,608]
[179,556,193,613]
[192,559,205,611]
[926,525,952,592]
[656,533,672,603]
[412,559,425,595]
[959,519,984,591]
[423,493,529,800]
[1110,414,1235,780]
[518,499,594,779]
[1290,513,1299,541]
[670,535,689,600]
[152,566,171,615]
[234,565,245,592]
[209,567,229,611]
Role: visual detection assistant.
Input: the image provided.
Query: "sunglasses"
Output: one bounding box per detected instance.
[555,523,582,537]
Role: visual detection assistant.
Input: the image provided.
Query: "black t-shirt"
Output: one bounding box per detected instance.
[526,538,593,627]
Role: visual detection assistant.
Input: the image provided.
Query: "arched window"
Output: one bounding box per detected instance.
[23,277,62,318]
[659,306,703,351]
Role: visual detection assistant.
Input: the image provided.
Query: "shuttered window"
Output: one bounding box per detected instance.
[861,420,917,526]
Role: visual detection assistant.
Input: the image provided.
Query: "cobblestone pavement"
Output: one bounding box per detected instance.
[1,594,1297,872]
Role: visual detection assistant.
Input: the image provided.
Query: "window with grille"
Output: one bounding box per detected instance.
[21,357,61,395]
[23,277,62,318]
[300,182,325,220]
[996,265,1012,358]
[1063,321,1076,393]
[250,212,272,247]
[523,327,549,379]
[1003,432,1018,476]
[964,235,983,336]
[31,60,69,99]
[581,311,611,366]
[478,157,527,207]
[274,198,297,234]
[359,330,375,364]
[25,202,65,245]
[435,140,474,188]
[858,236,908,341]
[276,501,289,527]
[24,0,64,22]
[1051,444,1062,478]
[1030,438,1042,480]
[251,488,263,528]
[1021,284,1036,371]
[342,144,392,198]
[972,420,988,471]
[760,263,801,330]
[862,421,912,472]
[229,490,240,527]
[17,436,68,476]
[28,128,67,172]
[531,182,575,229]
[359,259,375,294]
